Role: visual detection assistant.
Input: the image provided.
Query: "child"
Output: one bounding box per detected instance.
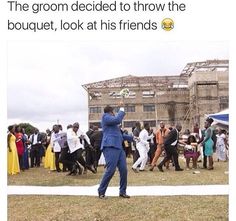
[184,135,200,169]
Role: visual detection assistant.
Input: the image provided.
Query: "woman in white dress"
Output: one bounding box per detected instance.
[216,129,227,161]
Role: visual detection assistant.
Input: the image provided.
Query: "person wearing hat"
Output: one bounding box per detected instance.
[98,102,133,199]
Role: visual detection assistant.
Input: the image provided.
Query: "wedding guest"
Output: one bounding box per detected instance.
[200,118,214,170]
[157,123,184,172]
[150,121,169,171]
[15,125,24,170]
[7,125,20,175]
[132,123,154,172]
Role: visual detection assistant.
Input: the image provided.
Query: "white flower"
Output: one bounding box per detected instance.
[120,88,130,97]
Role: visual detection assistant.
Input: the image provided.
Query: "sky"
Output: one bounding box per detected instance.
[7,40,229,132]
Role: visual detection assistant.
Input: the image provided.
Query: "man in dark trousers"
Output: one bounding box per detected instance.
[90,126,103,172]
[157,123,184,172]
[85,125,95,168]
[98,102,133,199]
[132,121,141,163]
[29,129,42,167]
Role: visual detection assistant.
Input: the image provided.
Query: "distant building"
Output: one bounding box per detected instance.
[82,59,229,131]
[182,59,229,127]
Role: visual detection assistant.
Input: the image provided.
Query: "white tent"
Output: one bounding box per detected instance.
[207,109,229,129]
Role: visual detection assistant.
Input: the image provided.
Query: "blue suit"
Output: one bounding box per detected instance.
[98,110,131,196]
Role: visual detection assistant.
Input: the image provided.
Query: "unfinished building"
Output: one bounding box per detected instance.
[182,59,229,127]
[82,59,229,131]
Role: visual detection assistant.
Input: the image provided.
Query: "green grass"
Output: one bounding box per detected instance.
[7,156,229,221]
[8,195,228,221]
[8,157,229,186]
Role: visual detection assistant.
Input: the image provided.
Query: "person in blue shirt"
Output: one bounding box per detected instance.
[98,102,132,199]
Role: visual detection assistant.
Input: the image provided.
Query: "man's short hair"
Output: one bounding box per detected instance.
[144,122,150,129]
[73,122,79,128]
[135,121,141,127]
[104,105,114,113]
[175,123,182,130]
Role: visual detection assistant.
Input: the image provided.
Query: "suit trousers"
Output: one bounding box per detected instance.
[98,147,127,195]
[30,144,40,167]
[132,147,140,164]
[54,152,61,171]
[158,145,181,170]
[59,148,71,171]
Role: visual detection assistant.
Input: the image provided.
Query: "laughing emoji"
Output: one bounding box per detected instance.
[161,18,174,31]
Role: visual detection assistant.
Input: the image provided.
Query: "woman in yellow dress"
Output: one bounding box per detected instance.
[44,129,63,171]
[44,143,56,171]
[7,125,20,175]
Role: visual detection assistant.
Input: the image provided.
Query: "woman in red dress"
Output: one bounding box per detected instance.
[15,125,25,170]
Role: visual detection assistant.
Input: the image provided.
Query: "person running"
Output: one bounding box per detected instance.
[132,123,154,172]
[67,122,96,175]
[150,121,169,171]
[157,123,184,172]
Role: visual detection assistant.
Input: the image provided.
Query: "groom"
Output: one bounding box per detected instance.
[98,102,132,199]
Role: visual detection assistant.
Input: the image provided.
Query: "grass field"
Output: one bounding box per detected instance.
[8,156,229,221]
[8,195,228,221]
[8,157,229,186]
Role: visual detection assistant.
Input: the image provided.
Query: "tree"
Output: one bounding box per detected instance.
[18,123,38,136]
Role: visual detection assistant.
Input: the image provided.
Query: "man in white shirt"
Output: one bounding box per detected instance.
[67,122,96,175]
[29,129,42,167]
[132,123,154,172]
[51,125,62,172]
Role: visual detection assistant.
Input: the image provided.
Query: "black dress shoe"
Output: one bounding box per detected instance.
[78,166,83,175]
[132,167,139,173]
[66,171,74,176]
[175,168,184,171]
[86,165,96,174]
[98,194,106,199]
[119,194,130,198]
[149,166,155,171]
[157,165,164,172]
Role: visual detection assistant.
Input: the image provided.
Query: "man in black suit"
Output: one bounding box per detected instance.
[29,129,42,167]
[85,125,95,168]
[90,126,103,171]
[157,123,184,172]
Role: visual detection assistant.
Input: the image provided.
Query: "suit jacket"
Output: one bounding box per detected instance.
[30,133,42,145]
[164,128,178,147]
[90,131,103,149]
[101,110,125,150]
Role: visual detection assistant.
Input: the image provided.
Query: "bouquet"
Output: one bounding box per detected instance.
[119,88,130,98]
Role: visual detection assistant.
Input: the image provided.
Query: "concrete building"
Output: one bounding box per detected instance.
[82,59,229,131]
[181,59,229,127]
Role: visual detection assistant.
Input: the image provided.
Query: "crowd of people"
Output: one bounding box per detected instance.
[7,104,229,197]
[7,123,102,175]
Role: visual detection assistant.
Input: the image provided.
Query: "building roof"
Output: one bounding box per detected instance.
[180,59,229,77]
[82,75,188,90]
